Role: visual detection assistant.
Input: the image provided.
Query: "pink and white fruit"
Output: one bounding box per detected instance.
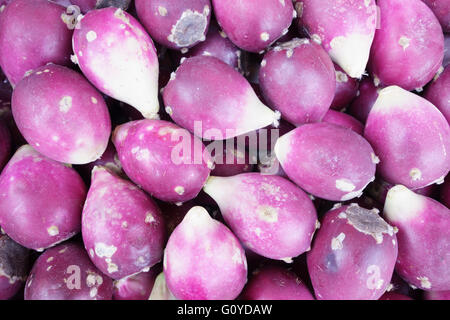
[330,63,359,110]
[322,110,364,135]
[183,23,241,70]
[149,272,176,300]
[0,234,30,300]
[0,145,86,250]
[12,64,111,164]
[0,0,73,86]
[275,122,377,201]
[296,0,377,78]
[240,266,314,300]
[0,119,10,170]
[444,34,450,68]
[25,242,114,300]
[384,185,450,291]
[113,269,157,300]
[364,86,450,189]
[135,0,211,50]
[307,204,398,300]
[73,7,160,119]
[424,66,450,123]
[369,0,444,91]
[112,119,212,203]
[347,77,380,123]
[259,38,335,125]
[203,173,318,261]
[76,141,122,182]
[212,0,295,53]
[421,0,450,33]
[164,206,247,300]
[162,56,279,140]
[82,167,165,279]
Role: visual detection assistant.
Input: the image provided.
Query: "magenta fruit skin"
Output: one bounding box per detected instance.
[424,65,450,123]
[369,0,444,91]
[275,122,377,201]
[307,204,398,300]
[164,206,248,300]
[113,269,158,300]
[135,0,211,50]
[330,63,359,110]
[72,7,160,119]
[240,266,315,300]
[364,86,450,189]
[212,0,295,53]
[379,292,413,300]
[0,234,30,300]
[444,34,450,68]
[259,38,336,126]
[11,64,111,165]
[421,0,450,33]
[0,0,73,86]
[76,141,123,182]
[321,110,364,135]
[70,0,97,13]
[162,56,278,140]
[0,145,87,250]
[384,185,450,291]
[207,138,253,177]
[82,167,165,280]
[204,173,318,261]
[424,290,450,300]
[24,242,114,300]
[296,0,377,78]
[347,77,380,123]
[182,22,241,69]
[112,119,212,203]
[0,119,10,170]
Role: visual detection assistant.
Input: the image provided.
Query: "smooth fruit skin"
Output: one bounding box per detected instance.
[307,204,398,300]
[112,119,212,203]
[164,206,247,300]
[424,290,450,300]
[135,0,211,50]
[73,7,160,119]
[321,110,364,135]
[240,266,315,300]
[11,64,111,164]
[384,185,450,291]
[183,23,241,70]
[259,38,336,126]
[347,77,381,123]
[24,242,114,300]
[113,270,157,300]
[212,0,295,53]
[330,63,359,110]
[0,0,73,86]
[203,173,318,261]
[424,65,450,123]
[364,86,450,189]
[275,122,377,201]
[296,0,377,78]
[162,56,279,140]
[421,0,450,33]
[0,145,86,251]
[369,0,444,91]
[0,234,30,300]
[82,167,165,280]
